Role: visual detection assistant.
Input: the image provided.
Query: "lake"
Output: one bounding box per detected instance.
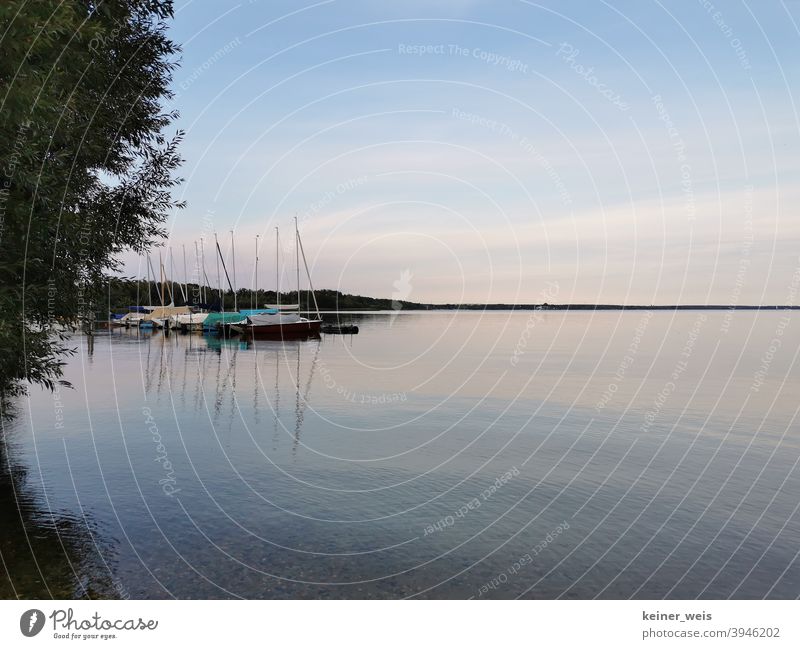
[1,311,798,599]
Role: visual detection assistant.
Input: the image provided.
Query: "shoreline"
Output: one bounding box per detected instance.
[316,304,800,312]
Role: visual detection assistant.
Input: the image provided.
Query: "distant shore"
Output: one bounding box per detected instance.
[105,279,798,313]
[324,304,799,312]
[410,304,800,311]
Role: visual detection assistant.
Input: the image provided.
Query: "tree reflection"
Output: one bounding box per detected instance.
[0,406,119,599]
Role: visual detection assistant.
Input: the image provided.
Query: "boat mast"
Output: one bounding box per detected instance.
[182,244,189,305]
[169,247,183,305]
[200,238,209,305]
[169,247,175,305]
[138,255,144,309]
[194,241,201,305]
[230,230,238,312]
[214,236,237,301]
[254,234,260,310]
[275,226,280,308]
[214,232,221,309]
[147,254,161,307]
[199,239,204,304]
[146,254,154,305]
[296,225,321,320]
[168,263,173,304]
[295,216,300,308]
[158,250,165,307]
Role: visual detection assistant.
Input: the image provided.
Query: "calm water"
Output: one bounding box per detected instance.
[1,311,798,599]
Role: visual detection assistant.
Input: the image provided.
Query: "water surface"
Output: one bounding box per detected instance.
[1,311,798,598]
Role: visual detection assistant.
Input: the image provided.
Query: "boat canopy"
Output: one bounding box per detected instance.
[143,305,193,319]
[263,304,300,311]
[203,312,248,327]
[240,308,278,316]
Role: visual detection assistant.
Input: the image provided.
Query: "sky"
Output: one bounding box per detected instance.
[128,0,800,305]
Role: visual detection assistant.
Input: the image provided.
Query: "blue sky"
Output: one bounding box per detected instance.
[133,0,800,304]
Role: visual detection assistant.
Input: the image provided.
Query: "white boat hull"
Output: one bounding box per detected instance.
[231,317,321,338]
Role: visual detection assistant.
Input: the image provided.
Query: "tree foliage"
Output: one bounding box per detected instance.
[0,0,183,394]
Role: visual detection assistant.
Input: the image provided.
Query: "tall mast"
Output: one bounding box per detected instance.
[194,241,201,305]
[169,247,175,305]
[215,238,237,299]
[167,258,174,304]
[230,229,237,312]
[214,232,221,309]
[146,254,154,305]
[169,247,182,305]
[254,234,260,311]
[275,226,280,308]
[182,244,188,305]
[295,216,300,308]
[138,255,143,309]
[159,250,165,307]
[296,225,321,320]
[200,238,208,304]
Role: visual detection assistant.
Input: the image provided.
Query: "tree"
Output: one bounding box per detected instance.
[0,0,184,394]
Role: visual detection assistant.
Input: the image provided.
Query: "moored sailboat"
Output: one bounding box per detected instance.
[172,311,210,330]
[241,304,321,337]
[232,218,321,338]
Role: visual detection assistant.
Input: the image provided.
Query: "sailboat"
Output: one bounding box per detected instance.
[173,311,210,331]
[202,232,247,333]
[141,253,191,329]
[171,244,210,331]
[232,218,322,338]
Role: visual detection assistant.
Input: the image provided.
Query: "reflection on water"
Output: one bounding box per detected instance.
[1,311,799,598]
[0,409,119,599]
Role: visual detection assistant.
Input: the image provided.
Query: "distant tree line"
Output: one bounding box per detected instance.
[90,278,800,319]
[100,278,428,314]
